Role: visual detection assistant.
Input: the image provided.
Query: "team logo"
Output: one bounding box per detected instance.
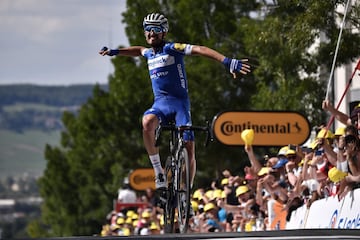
[174,43,186,51]
[148,55,175,70]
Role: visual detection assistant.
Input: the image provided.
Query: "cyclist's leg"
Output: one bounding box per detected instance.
[143,106,167,189]
[142,113,159,156]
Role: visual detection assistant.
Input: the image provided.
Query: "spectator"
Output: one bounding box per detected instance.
[285,146,302,188]
[201,202,223,232]
[141,187,160,209]
[337,134,360,199]
[118,183,137,215]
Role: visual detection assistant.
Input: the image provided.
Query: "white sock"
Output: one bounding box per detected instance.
[149,154,163,176]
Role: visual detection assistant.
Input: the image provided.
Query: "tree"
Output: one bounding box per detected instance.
[32,0,360,236]
[242,0,360,122]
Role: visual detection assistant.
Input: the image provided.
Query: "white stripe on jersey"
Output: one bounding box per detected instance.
[184,45,193,55]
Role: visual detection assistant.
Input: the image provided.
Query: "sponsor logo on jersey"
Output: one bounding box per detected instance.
[174,43,187,51]
[177,64,186,88]
[148,54,175,70]
[150,71,169,79]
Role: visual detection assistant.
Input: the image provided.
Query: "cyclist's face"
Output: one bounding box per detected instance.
[144,29,165,47]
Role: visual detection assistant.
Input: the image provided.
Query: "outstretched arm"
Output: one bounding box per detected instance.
[99,46,146,57]
[190,45,251,78]
[244,145,262,175]
[322,100,351,125]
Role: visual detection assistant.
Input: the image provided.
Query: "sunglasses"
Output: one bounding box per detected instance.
[144,25,163,34]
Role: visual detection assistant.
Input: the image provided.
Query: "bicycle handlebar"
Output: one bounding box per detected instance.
[155,122,213,147]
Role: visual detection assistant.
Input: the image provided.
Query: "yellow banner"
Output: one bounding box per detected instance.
[212,111,310,146]
[129,168,155,191]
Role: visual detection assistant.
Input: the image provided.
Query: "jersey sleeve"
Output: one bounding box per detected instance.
[141,48,151,57]
[168,43,193,55]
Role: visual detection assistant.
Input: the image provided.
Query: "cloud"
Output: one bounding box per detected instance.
[0,0,128,85]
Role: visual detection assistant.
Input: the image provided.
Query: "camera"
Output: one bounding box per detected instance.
[315,149,324,156]
[288,144,296,151]
[301,146,312,153]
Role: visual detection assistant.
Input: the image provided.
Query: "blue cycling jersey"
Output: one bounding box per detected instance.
[142,42,193,100]
[142,42,194,140]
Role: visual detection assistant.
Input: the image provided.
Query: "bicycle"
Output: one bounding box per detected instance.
[155,122,212,233]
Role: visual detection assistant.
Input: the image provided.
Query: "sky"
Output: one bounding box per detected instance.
[0,0,128,86]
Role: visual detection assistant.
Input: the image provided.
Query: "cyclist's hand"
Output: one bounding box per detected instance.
[99,46,109,56]
[99,46,119,56]
[222,57,251,78]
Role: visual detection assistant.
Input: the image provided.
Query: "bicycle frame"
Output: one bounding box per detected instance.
[155,123,212,233]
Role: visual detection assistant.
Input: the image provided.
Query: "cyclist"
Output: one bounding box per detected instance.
[99,13,251,190]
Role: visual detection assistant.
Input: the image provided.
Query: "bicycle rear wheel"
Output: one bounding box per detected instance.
[163,156,175,233]
[176,147,190,233]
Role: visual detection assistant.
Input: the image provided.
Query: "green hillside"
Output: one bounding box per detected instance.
[0,130,61,178]
[0,84,104,178]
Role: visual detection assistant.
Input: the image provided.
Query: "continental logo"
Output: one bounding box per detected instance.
[212,111,310,146]
[129,168,155,191]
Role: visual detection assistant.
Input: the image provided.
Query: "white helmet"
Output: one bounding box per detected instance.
[143,13,169,32]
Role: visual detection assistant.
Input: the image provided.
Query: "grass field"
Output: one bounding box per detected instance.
[0,129,61,178]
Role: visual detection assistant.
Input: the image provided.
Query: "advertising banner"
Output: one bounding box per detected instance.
[212,111,310,146]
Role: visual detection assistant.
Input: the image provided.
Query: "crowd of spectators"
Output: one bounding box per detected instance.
[100,101,360,236]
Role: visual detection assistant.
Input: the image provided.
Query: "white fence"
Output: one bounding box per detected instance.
[287,188,360,229]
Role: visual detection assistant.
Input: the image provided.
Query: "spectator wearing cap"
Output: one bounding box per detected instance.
[135,209,152,235]
[199,202,223,232]
[266,157,279,169]
[285,146,302,188]
[109,223,122,236]
[261,174,288,204]
[124,210,137,235]
[256,167,271,212]
[149,221,161,235]
[315,128,337,166]
[235,185,257,232]
[100,223,112,236]
[258,149,289,204]
[271,147,289,190]
[216,190,232,232]
[333,127,346,151]
[221,177,229,187]
[219,185,256,222]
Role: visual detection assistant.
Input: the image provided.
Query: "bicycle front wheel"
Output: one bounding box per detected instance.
[176,147,190,233]
[163,156,175,233]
